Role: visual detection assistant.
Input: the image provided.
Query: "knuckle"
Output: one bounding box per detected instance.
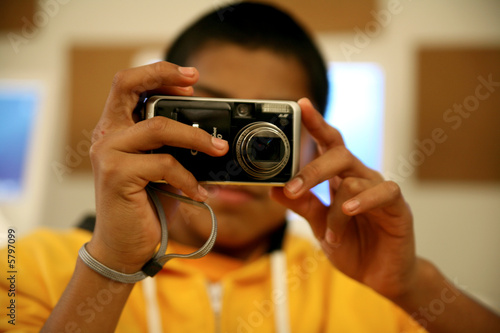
[160,154,177,169]
[89,135,122,179]
[98,158,119,179]
[151,62,178,84]
[88,139,104,164]
[327,126,345,145]
[336,146,353,164]
[341,177,364,195]
[383,180,401,198]
[152,61,171,77]
[111,69,129,90]
[143,62,169,89]
[371,169,384,181]
[89,142,118,177]
[146,116,171,134]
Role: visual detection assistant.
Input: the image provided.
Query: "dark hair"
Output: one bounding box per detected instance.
[165,2,329,115]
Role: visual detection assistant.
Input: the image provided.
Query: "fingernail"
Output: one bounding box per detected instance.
[298,97,313,108]
[325,228,340,246]
[344,199,360,213]
[286,177,304,195]
[198,184,208,199]
[178,66,196,77]
[212,136,228,150]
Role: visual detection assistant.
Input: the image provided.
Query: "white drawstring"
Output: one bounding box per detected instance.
[142,278,162,333]
[270,251,291,333]
[207,282,224,332]
[142,251,290,333]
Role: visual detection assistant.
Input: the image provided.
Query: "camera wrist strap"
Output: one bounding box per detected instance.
[78,183,217,284]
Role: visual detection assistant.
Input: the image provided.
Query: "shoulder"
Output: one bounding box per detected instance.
[11,227,92,258]
[0,227,93,330]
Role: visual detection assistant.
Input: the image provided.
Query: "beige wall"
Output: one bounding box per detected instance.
[1,0,499,312]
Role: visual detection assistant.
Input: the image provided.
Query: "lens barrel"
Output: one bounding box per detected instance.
[235,122,290,180]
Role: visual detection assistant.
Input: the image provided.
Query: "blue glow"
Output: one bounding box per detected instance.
[0,87,38,201]
[312,62,385,204]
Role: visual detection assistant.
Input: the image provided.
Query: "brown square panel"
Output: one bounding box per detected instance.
[68,46,141,172]
[416,47,500,181]
[248,0,376,31]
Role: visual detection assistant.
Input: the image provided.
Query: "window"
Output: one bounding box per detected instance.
[0,83,39,201]
[312,62,385,204]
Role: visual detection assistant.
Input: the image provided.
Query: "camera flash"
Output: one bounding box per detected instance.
[262,103,292,114]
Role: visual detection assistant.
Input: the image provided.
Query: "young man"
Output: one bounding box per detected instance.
[2,2,499,332]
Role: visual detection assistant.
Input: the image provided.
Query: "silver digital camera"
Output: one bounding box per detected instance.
[144,96,301,185]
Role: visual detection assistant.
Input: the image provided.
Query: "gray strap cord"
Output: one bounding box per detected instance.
[79,184,217,284]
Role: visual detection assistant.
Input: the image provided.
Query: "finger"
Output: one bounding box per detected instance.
[137,153,208,201]
[98,62,199,135]
[286,98,382,199]
[324,177,375,245]
[131,86,194,124]
[329,176,342,199]
[298,98,344,153]
[270,187,329,239]
[143,85,195,99]
[341,180,411,232]
[324,179,409,245]
[284,145,381,199]
[106,116,229,156]
[92,148,208,202]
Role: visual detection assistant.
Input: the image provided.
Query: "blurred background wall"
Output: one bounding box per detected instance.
[1,0,499,313]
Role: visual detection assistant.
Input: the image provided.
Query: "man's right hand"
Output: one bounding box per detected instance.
[87,61,228,274]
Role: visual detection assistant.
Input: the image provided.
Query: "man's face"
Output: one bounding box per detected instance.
[169,42,314,257]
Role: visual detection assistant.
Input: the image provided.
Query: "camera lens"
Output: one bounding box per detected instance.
[235,122,290,180]
[249,136,282,162]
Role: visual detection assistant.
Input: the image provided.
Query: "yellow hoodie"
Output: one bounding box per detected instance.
[0,228,425,333]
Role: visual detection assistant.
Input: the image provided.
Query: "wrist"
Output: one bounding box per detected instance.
[86,239,152,274]
[391,257,445,310]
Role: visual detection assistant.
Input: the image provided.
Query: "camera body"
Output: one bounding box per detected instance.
[144,96,301,185]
